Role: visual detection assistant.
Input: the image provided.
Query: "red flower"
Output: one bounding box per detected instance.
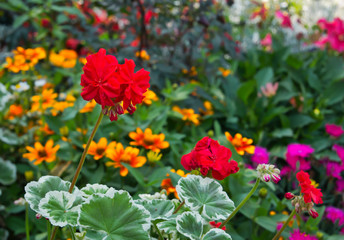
[296,171,323,204]
[115,59,150,111]
[209,221,226,230]
[80,48,119,107]
[181,137,239,180]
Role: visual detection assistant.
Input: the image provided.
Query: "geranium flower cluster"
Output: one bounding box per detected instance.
[181,137,239,180]
[285,171,323,219]
[316,18,344,53]
[256,164,281,183]
[80,48,150,121]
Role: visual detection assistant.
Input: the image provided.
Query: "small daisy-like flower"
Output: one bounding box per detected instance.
[84,137,116,160]
[129,127,169,152]
[225,132,255,155]
[23,140,60,165]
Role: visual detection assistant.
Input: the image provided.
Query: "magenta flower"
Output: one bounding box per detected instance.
[325,124,344,138]
[261,33,272,47]
[286,144,314,171]
[325,207,344,226]
[251,146,269,164]
[325,161,343,179]
[275,11,292,29]
[315,18,344,53]
[289,229,318,240]
[333,144,344,162]
[336,179,344,192]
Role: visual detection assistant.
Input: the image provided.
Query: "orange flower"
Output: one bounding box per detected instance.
[5,47,46,73]
[79,99,97,113]
[161,169,188,199]
[225,132,255,155]
[84,137,116,160]
[23,139,60,165]
[129,128,169,152]
[199,101,214,116]
[182,66,197,76]
[49,49,77,68]
[31,89,58,112]
[218,67,231,77]
[4,55,29,73]
[135,50,150,61]
[105,143,146,177]
[5,104,24,120]
[172,106,200,125]
[142,89,158,105]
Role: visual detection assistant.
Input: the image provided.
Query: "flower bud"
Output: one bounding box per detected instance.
[36,213,42,219]
[284,192,295,200]
[308,208,319,219]
[271,174,281,183]
[259,187,268,198]
[14,197,27,206]
[263,174,270,182]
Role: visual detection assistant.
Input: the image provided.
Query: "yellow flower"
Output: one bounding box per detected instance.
[269,211,276,216]
[79,99,97,113]
[147,151,162,163]
[49,49,77,68]
[84,137,116,161]
[199,101,214,116]
[218,67,231,77]
[172,106,200,125]
[31,89,58,112]
[105,143,146,177]
[23,139,60,165]
[310,179,319,188]
[24,171,34,182]
[129,128,169,152]
[135,50,150,61]
[225,132,255,155]
[142,89,158,105]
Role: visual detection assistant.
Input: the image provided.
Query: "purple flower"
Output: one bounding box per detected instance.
[325,206,344,226]
[251,146,269,164]
[336,179,344,192]
[289,229,318,240]
[326,124,344,138]
[286,144,314,171]
[325,161,343,179]
[333,144,344,163]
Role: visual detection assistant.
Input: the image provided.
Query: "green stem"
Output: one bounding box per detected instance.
[173,200,185,214]
[68,225,76,240]
[25,203,30,240]
[46,220,51,240]
[50,110,104,240]
[153,222,164,240]
[272,209,296,240]
[219,178,260,229]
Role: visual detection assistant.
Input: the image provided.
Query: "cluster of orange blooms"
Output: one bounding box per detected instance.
[23,139,60,165]
[4,47,46,73]
[129,128,169,152]
[135,50,150,61]
[49,49,78,68]
[225,132,255,155]
[161,169,188,199]
[172,106,200,126]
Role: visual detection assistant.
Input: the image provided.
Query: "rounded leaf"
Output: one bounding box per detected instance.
[39,191,83,227]
[0,158,16,185]
[202,228,232,240]
[156,216,177,236]
[81,184,114,199]
[78,190,150,240]
[176,175,235,221]
[135,199,175,220]
[176,212,203,240]
[24,176,75,213]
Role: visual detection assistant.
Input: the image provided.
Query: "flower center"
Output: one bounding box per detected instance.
[120,154,131,163]
[143,137,154,146]
[38,150,47,158]
[96,148,105,156]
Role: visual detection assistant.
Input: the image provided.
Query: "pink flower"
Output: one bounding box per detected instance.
[325,207,344,226]
[323,160,343,179]
[286,144,314,171]
[260,33,272,47]
[275,11,293,29]
[336,179,344,192]
[259,82,279,97]
[316,18,344,53]
[326,124,344,138]
[289,229,318,240]
[333,144,344,162]
[251,146,269,164]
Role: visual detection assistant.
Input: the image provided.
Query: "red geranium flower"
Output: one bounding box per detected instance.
[296,171,323,204]
[80,48,119,107]
[181,137,239,180]
[115,59,150,111]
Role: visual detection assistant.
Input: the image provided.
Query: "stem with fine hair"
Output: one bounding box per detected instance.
[272,209,296,240]
[50,110,104,240]
[219,178,261,229]
[25,203,30,240]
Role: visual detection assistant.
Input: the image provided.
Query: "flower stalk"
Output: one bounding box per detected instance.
[272,209,296,240]
[219,178,260,229]
[25,202,30,240]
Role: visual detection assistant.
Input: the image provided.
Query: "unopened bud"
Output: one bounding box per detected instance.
[263,174,270,182]
[271,174,281,183]
[36,213,42,219]
[259,187,268,198]
[308,208,319,219]
[284,192,295,200]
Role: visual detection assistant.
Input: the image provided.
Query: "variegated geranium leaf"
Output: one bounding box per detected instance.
[157,216,177,236]
[0,158,16,185]
[176,212,203,240]
[135,199,175,220]
[176,175,235,221]
[78,190,151,240]
[80,183,115,199]
[39,191,83,227]
[202,228,232,240]
[24,176,76,213]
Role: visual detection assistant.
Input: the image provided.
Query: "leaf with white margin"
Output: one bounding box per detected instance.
[80,183,114,199]
[157,216,177,235]
[202,228,232,240]
[0,158,16,185]
[38,191,83,227]
[24,176,76,213]
[176,212,203,240]
[78,190,151,240]
[176,175,235,221]
[135,199,175,220]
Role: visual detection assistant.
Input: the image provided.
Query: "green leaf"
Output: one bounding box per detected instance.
[121,163,146,187]
[176,212,203,240]
[12,15,29,30]
[0,158,16,185]
[176,175,235,221]
[255,67,274,90]
[271,128,293,138]
[81,184,113,199]
[78,190,150,240]
[323,81,344,105]
[289,114,315,128]
[202,229,232,240]
[39,191,82,227]
[135,199,175,220]
[254,216,277,232]
[157,217,177,235]
[237,80,256,104]
[0,228,9,240]
[0,128,23,145]
[24,176,74,213]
